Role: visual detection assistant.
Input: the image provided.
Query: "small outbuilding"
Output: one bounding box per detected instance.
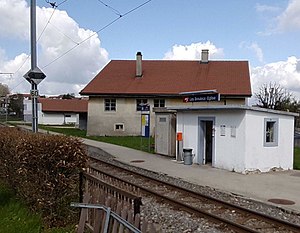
[169,105,297,173]
[23,98,88,129]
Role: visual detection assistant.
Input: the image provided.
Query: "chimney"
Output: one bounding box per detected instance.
[136,51,142,77]
[201,49,209,63]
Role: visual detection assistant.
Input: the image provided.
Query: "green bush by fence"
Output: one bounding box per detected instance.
[0,127,87,227]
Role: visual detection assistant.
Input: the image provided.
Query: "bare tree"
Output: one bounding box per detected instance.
[255,82,298,111]
[0,83,10,96]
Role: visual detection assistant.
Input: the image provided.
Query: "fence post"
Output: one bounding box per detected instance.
[134,197,142,215]
[79,171,83,203]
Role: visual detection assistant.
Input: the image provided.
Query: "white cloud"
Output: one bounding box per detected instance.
[276,0,300,32]
[0,0,29,39]
[256,0,300,35]
[255,3,280,13]
[251,56,300,101]
[0,0,109,95]
[0,52,30,93]
[250,43,264,63]
[163,41,224,60]
[0,48,6,63]
[240,41,264,63]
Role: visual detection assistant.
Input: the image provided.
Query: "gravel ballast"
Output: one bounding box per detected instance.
[87,146,300,232]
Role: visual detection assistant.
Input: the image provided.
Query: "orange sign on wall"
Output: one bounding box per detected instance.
[177,132,183,141]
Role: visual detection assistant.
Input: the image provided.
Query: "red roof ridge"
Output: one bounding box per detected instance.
[38,98,88,113]
[80,59,252,97]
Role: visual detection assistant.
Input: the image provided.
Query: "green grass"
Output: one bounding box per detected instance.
[0,116,23,122]
[39,126,155,153]
[39,126,86,137]
[294,147,300,170]
[0,181,75,233]
[0,182,41,233]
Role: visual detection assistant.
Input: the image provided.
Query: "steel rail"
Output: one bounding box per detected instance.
[89,162,257,233]
[88,155,300,233]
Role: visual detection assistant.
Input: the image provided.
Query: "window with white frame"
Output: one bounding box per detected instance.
[264,118,278,147]
[104,99,116,111]
[154,99,165,107]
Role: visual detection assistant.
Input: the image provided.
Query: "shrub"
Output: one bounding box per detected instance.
[0,127,87,227]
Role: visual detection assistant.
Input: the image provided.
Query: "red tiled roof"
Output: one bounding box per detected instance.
[80,60,252,96]
[38,98,88,113]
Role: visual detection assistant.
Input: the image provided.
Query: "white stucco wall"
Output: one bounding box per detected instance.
[23,99,42,122]
[213,110,246,172]
[87,97,157,136]
[23,99,78,125]
[176,112,199,156]
[39,112,78,125]
[86,96,246,136]
[177,110,247,172]
[176,107,295,173]
[244,110,294,173]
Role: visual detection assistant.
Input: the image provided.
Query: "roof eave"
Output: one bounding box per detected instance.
[168,105,299,116]
[80,92,251,98]
[42,110,87,113]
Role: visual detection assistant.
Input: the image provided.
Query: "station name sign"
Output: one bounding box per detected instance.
[183,93,220,103]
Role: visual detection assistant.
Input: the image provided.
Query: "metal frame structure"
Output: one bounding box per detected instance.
[71,203,141,233]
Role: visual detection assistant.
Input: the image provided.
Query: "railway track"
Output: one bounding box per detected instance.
[87,155,300,233]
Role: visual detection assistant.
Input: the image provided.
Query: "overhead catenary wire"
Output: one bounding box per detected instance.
[37,7,56,42]
[97,0,122,17]
[9,54,30,92]
[40,0,79,46]
[42,0,153,69]
[8,0,70,92]
[38,0,71,41]
[48,22,79,45]
[8,0,152,92]
[13,1,61,74]
[46,0,68,8]
[57,0,68,7]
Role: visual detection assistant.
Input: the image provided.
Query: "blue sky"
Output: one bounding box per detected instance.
[36,0,298,64]
[0,0,300,100]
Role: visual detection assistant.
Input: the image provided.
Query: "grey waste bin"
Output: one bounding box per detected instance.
[183,148,193,165]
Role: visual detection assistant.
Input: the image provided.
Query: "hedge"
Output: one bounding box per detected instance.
[0,127,87,227]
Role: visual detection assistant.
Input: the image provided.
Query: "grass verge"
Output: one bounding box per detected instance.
[0,181,75,233]
[39,126,155,153]
[0,181,41,233]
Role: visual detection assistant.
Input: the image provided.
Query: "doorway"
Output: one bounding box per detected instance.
[198,117,215,165]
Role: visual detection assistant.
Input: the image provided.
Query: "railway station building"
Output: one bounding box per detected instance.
[80,50,297,173]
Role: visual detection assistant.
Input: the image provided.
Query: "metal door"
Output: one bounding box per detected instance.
[155,114,169,155]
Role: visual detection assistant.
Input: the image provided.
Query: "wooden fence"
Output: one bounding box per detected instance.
[76,165,161,233]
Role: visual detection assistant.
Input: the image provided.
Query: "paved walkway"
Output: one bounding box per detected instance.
[15,125,300,213]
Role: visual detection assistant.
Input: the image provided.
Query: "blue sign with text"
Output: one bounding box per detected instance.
[183,93,220,103]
